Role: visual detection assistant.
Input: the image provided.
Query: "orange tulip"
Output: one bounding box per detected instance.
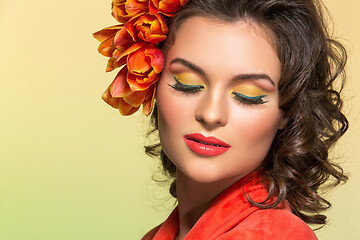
[101,42,162,116]
[126,13,168,44]
[95,0,188,116]
[109,67,133,98]
[127,44,164,91]
[142,84,156,116]
[103,86,140,115]
[93,25,122,58]
[93,25,135,72]
[111,42,164,91]
[122,83,156,115]
[112,0,149,23]
[102,67,157,116]
[149,0,188,16]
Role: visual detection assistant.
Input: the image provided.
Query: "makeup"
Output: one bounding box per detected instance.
[172,72,205,86]
[231,84,269,97]
[231,84,269,104]
[184,133,231,156]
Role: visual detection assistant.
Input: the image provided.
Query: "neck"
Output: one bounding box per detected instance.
[175,169,247,240]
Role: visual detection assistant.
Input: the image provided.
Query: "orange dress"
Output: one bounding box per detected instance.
[142,171,318,240]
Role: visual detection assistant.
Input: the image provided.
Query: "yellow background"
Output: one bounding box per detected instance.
[0,0,359,239]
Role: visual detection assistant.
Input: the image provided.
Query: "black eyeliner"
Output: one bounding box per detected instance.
[168,75,204,93]
[232,92,268,105]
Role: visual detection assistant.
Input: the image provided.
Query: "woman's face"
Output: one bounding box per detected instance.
[156,17,287,183]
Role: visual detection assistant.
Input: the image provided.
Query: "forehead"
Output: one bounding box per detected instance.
[166,17,281,84]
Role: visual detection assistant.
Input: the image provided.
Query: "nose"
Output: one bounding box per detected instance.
[195,91,228,129]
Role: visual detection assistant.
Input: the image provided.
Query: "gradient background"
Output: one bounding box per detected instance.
[0,0,359,239]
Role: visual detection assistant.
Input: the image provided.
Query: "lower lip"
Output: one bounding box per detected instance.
[184,138,230,156]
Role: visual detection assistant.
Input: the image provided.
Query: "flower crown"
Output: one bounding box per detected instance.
[93,0,188,116]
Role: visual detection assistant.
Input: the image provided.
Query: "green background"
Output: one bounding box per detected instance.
[1,0,359,239]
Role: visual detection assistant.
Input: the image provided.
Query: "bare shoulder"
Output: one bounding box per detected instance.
[217,209,318,240]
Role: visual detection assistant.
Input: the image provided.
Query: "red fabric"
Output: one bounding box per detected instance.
[142,171,318,240]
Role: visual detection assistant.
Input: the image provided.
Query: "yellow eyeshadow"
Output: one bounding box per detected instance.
[173,72,205,86]
[231,85,268,97]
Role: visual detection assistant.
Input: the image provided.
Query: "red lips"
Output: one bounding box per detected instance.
[184,133,231,156]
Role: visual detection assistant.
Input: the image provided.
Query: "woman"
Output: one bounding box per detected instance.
[94,0,348,239]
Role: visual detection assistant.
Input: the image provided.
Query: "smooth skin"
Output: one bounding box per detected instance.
[156,17,288,240]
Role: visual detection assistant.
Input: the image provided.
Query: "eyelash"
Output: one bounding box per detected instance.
[232,92,268,105]
[168,76,267,105]
[168,76,204,94]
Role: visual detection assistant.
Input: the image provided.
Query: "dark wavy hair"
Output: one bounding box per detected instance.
[145,0,348,228]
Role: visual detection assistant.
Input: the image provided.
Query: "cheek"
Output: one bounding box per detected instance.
[230,106,283,154]
[246,111,281,138]
[157,88,190,134]
[156,80,196,157]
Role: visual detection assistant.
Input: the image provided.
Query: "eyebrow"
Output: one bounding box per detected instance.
[170,58,207,78]
[232,74,275,86]
[169,57,275,86]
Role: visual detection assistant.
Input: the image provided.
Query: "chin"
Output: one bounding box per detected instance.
[177,163,241,184]
[183,170,223,183]
[175,157,262,185]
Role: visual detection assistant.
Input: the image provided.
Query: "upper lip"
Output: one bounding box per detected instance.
[184,133,231,148]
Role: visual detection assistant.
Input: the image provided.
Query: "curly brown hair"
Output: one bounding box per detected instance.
[145,0,348,228]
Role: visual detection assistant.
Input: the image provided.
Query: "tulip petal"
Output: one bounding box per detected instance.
[142,84,156,116]
[120,42,145,59]
[118,98,140,115]
[110,67,132,98]
[113,27,135,51]
[98,37,116,57]
[140,34,167,44]
[159,0,181,16]
[127,72,159,91]
[106,58,116,72]
[124,105,140,115]
[133,13,168,44]
[125,0,148,15]
[93,25,122,42]
[102,87,122,109]
[112,49,127,68]
[112,0,148,23]
[103,84,140,115]
[124,15,140,41]
[145,70,158,82]
[149,0,188,16]
[145,46,164,73]
[148,0,159,15]
[123,89,148,107]
[112,1,130,23]
[158,14,169,33]
[128,49,151,73]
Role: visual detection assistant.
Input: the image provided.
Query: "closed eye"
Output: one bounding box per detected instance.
[232,92,267,105]
[168,76,204,94]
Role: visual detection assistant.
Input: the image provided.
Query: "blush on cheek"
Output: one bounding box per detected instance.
[249,114,281,138]
[158,95,191,130]
[156,82,198,160]
[236,107,282,135]
[231,108,283,159]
